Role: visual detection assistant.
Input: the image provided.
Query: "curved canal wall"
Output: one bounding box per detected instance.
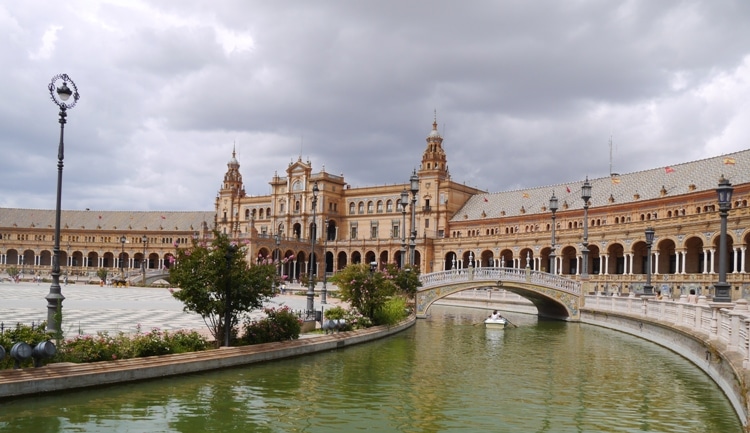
[0,316,416,400]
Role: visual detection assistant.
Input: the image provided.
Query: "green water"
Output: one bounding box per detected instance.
[0,306,742,432]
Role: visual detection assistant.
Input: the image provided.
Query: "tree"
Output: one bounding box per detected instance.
[169,232,277,345]
[331,263,421,321]
[383,263,421,299]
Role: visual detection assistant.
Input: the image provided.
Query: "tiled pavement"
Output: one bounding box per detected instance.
[0,281,329,336]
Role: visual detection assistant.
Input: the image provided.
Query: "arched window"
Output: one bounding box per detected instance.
[349,202,356,214]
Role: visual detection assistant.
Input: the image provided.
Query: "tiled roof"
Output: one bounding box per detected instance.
[0,209,215,232]
[452,149,749,221]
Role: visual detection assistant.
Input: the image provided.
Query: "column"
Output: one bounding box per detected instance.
[627,253,633,275]
[681,251,687,274]
[674,251,680,275]
[603,254,609,275]
[703,249,709,274]
[741,247,747,274]
[653,252,660,275]
[709,248,716,274]
[733,248,739,274]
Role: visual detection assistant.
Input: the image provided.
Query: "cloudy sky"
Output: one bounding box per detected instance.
[1,1,749,212]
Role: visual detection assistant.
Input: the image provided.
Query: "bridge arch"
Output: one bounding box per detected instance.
[417,267,582,321]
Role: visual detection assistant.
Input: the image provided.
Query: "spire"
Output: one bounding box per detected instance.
[420,114,448,180]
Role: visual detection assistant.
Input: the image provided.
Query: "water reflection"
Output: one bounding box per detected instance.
[0,306,742,432]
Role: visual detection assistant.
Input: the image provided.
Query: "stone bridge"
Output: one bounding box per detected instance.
[417,267,582,320]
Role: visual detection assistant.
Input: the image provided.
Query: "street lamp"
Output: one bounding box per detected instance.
[549,192,558,275]
[141,235,148,286]
[714,175,734,302]
[46,73,80,335]
[119,235,126,278]
[409,170,419,267]
[643,227,655,296]
[306,181,319,315]
[580,177,592,278]
[274,231,281,294]
[223,244,237,347]
[321,218,330,304]
[400,189,409,268]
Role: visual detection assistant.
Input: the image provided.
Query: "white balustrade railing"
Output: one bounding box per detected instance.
[585,295,750,368]
[419,268,581,296]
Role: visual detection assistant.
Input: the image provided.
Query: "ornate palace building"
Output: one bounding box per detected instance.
[2,118,749,299]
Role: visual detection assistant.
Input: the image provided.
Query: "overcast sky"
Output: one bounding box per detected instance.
[1,1,748,212]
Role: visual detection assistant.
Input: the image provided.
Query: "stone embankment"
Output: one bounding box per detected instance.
[0,316,415,399]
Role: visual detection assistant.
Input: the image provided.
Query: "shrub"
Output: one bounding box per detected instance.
[59,332,128,363]
[0,322,52,369]
[343,308,373,330]
[241,306,302,345]
[323,306,347,320]
[57,327,209,364]
[372,296,408,326]
[129,326,209,357]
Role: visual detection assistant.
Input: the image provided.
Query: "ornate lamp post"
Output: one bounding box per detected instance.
[274,231,281,294]
[321,218,329,304]
[409,170,419,267]
[643,227,655,296]
[306,181,319,314]
[119,235,126,278]
[141,235,148,286]
[549,192,558,275]
[46,73,80,334]
[580,177,592,278]
[400,189,409,268]
[714,175,734,302]
[223,244,237,347]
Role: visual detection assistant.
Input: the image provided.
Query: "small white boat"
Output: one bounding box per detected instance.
[484,317,508,329]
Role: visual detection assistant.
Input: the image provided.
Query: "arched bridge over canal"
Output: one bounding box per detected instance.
[417,268,582,321]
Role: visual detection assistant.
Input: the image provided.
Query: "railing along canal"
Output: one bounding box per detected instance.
[585,294,750,369]
[420,267,582,296]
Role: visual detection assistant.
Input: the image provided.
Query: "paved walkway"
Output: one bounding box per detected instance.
[0,281,341,337]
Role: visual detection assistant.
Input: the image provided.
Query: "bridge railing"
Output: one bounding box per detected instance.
[419,267,581,296]
[585,294,750,368]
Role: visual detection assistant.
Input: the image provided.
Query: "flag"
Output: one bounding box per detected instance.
[724,157,736,165]
[522,193,529,198]
[483,197,488,202]
[565,186,571,193]
[611,178,621,184]
[665,166,674,173]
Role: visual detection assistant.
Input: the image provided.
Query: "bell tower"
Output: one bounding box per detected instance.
[215,146,246,237]
[420,114,449,181]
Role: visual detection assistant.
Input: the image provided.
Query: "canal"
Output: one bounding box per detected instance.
[0,305,742,432]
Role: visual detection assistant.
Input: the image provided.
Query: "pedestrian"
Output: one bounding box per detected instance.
[686,289,698,304]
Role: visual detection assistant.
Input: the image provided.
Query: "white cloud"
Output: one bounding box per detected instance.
[28,25,62,60]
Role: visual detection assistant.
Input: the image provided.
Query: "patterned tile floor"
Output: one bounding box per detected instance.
[0,281,328,336]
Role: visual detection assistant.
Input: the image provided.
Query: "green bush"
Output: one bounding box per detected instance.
[49,327,209,365]
[129,326,209,357]
[59,332,127,363]
[372,296,409,326]
[343,308,373,330]
[323,306,347,320]
[241,306,302,345]
[0,322,52,369]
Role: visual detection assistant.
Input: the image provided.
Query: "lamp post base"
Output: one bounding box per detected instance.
[713,282,731,303]
[642,284,653,296]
